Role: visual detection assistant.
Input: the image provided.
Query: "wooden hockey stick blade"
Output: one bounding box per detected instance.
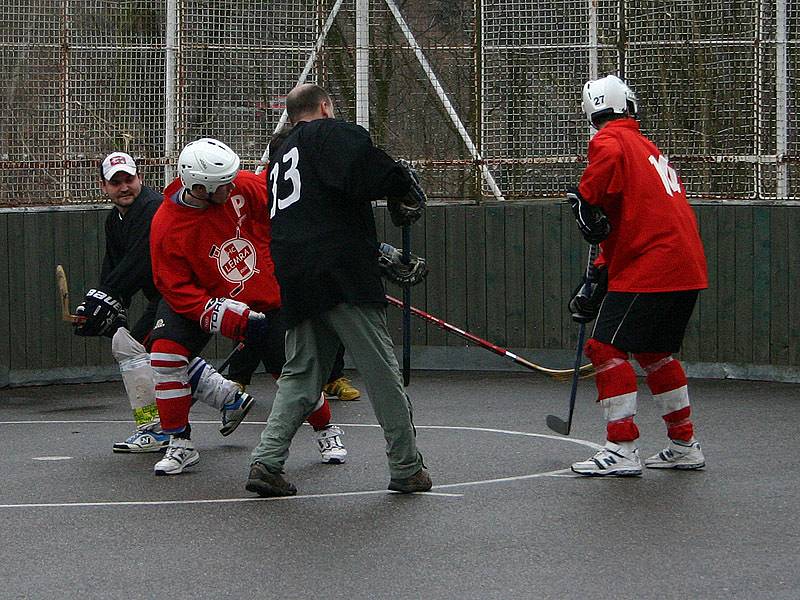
[545,414,570,435]
[55,265,83,323]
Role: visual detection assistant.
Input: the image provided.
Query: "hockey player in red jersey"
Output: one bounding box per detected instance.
[148,137,344,475]
[566,75,708,476]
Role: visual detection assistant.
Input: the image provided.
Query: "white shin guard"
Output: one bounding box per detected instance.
[187,357,239,410]
[111,328,157,425]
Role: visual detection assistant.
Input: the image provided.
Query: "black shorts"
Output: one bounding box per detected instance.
[591,290,699,354]
[149,299,212,358]
[130,298,160,346]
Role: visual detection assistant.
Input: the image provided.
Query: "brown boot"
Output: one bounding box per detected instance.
[245,462,297,497]
[388,468,432,493]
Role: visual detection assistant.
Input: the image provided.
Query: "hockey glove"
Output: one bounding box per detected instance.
[387,160,427,227]
[200,298,264,341]
[568,266,608,323]
[73,287,127,337]
[378,242,429,287]
[242,312,273,351]
[567,187,611,244]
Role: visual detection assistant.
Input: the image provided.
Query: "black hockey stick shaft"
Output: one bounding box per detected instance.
[402,224,412,386]
[546,244,600,434]
[546,323,586,434]
[218,342,245,375]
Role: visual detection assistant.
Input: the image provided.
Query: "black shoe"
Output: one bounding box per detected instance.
[388,468,432,493]
[245,462,297,497]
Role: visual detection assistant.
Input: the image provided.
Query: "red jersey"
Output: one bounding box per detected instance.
[150,170,281,321]
[578,119,708,293]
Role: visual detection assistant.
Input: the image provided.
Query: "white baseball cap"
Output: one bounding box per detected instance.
[101,152,138,180]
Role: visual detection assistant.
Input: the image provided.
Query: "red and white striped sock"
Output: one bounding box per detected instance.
[151,339,192,435]
[635,352,694,442]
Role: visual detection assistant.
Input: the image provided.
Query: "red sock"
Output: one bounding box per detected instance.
[306,395,331,431]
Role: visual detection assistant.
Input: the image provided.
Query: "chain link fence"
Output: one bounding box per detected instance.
[1,0,796,206]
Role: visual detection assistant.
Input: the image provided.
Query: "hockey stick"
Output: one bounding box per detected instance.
[217,342,245,375]
[401,225,412,386]
[55,265,85,324]
[384,295,594,381]
[545,322,586,434]
[546,244,600,434]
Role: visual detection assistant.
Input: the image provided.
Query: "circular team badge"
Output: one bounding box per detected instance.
[208,231,259,296]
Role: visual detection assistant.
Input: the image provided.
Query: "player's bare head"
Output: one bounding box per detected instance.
[99,151,143,213]
[286,84,334,123]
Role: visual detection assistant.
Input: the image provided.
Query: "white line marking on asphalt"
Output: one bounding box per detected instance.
[0,420,597,509]
[31,456,73,461]
[0,489,462,509]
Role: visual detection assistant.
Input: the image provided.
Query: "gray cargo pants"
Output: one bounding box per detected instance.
[250,302,424,480]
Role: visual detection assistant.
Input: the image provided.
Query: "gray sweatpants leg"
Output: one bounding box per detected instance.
[325,303,422,479]
[250,303,423,480]
[249,316,339,472]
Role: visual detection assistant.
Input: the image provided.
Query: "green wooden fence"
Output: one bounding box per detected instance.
[1,203,798,387]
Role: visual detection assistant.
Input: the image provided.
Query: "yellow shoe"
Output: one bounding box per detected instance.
[323,377,361,401]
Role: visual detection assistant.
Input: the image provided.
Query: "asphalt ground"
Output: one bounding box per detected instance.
[0,370,798,600]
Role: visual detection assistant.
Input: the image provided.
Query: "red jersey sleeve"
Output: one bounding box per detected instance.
[578,131,624,210]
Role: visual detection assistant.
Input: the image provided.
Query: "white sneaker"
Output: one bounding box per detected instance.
[645,439,705,470]
[112,422,169,453]
[315,425,347,464]
[153,437,200,476]
[571,441,643,477]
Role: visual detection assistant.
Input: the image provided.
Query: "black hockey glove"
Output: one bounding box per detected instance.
[73,287,127,337]
[378,242,428,287]
[567,187,611,244]
[387,160,427,227]
[242,312,273,351]
[568,266,608,323]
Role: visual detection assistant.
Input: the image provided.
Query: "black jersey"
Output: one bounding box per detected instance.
[268,118,412,326]
[101,184,162,306]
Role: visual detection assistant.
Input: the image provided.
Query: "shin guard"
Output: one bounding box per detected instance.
[585,339,640,443]
[151,340,192,435]
[188,357,240,410]
[635,353,694,442]
[111,328,158,426]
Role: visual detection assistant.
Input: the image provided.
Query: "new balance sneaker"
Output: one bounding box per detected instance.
[245,462,297,497]
[153,437,200,476]
[323,377,361,401]
[112,422,169,453]
[219,390,255,437]
[388,468,433,493]
[571,441,643,477]
[645,439,705,470]
[315,425,347,464]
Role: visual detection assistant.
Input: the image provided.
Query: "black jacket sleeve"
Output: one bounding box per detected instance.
[99,187,161,304]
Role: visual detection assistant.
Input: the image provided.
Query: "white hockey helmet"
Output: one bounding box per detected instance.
[582,74,638,127]
[178,138,241,193]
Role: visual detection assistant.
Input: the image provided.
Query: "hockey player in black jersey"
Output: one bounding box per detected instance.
[247,83,432,497]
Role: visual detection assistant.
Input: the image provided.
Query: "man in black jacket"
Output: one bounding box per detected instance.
[75,152,252,453]
[246,84,432,497]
